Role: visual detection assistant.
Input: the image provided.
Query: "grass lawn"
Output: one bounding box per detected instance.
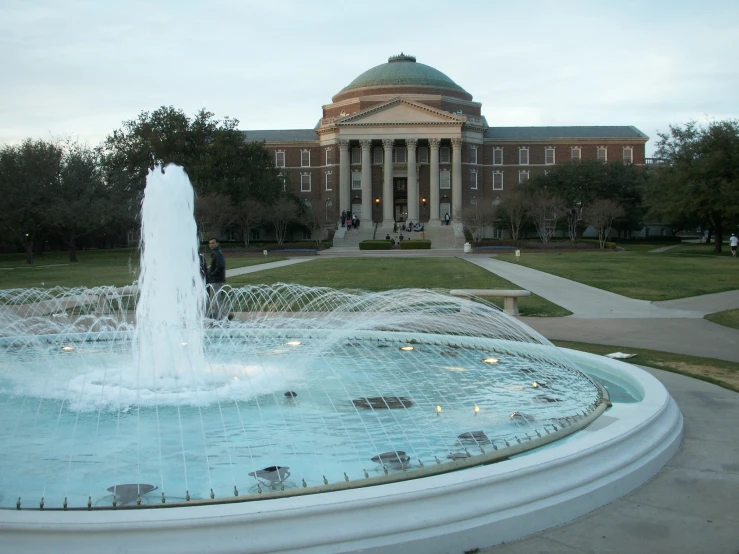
[228,258,571,317]
[496,246,738,301]
[705,308,739,330]
[0,249,284,289]
[554,340,739,393]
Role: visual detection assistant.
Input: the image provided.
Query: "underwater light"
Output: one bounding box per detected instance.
[61,346,75,351]
[483,357,499,364]
[285,341,301,346]
[400,346,414,351]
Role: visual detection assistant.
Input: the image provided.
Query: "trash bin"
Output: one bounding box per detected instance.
[463,242,472,254]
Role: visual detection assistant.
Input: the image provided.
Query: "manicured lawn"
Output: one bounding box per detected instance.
[228,258,571,317]
[0,249,284,289]
[705,308,739,330]
[496,248,738,301]
[554,340,739,393]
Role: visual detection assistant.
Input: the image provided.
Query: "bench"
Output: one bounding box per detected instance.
[449,289,531,316]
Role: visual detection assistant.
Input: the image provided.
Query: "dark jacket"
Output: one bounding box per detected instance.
[209,247,226,283]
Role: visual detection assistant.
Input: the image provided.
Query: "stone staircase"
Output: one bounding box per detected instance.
[329,219,468,254]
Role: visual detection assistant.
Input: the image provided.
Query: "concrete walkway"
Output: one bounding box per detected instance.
[484,366,739,554]
[464,257,708,319]
[225,257,315,278]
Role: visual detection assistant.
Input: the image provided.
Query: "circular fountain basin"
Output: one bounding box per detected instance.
[0,330,601,509]
[0,349,682,553]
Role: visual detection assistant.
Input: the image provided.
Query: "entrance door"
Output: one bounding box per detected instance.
[351,204,362,220]
[393,178,408,221]
[440,202,451,221]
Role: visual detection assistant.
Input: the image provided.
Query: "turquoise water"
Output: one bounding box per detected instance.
[0,335,602,509]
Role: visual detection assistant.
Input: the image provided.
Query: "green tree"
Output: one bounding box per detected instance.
[645,120,739,253]
[0,140,61,264]
[528,160,644,238]
[49,141,113,262]
[101,106,283,205]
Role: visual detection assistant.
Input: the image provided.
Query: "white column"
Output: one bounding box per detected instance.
[339,139,350,217]
[360,139,372,223]
[429,138,440,222]
[406,138,418,221]
[382,139,394,222]
[451,138,463,221]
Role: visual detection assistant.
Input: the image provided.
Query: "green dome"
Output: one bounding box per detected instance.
[336,54,470,99]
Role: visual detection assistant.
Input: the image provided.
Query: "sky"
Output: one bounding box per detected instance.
[1,0,737,156]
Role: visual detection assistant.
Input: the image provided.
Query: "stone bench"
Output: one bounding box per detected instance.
[449,289,531,316]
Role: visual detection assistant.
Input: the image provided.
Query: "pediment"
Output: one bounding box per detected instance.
[337,99,464,126]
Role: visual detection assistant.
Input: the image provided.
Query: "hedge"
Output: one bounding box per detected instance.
[400,240,431,250]
[359,240,393,250]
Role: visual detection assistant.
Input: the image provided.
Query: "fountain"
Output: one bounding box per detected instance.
[0,165,683,553]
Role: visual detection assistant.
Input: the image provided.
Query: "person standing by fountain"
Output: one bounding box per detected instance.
[208,237,227,319]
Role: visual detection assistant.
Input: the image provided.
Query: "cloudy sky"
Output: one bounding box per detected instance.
[1,0,737,155]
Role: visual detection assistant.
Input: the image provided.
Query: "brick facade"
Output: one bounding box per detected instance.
[246,56,648,225]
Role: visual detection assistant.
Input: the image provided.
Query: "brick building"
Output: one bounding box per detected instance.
[245,54,648,228]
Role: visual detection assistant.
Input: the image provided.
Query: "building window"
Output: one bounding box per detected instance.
[470,169,478,189]
[623,147,633,163]
[325,171,332,191]
[470,145,478,164]
[300,173,311,192]
[418,146,428,163]
[439,170,451,189]
[545,147,555,165]
[440,146,450,164]
[351,147,361,164]
[597,147,607,161]
[393,147,407,163]
[280,174,287,192]
[351,171,362,190]
[301,150,310,167]
[519,148,529,165]
[492,228,503,239]
[519,170,530,184]
[493,148,503,165]
[571,147,581,161]
[275,151,285,168]
[325,148,332,165]
[373,147,383,164]
[493,172,503,190]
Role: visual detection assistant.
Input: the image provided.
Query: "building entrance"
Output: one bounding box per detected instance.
[393,178,408,221]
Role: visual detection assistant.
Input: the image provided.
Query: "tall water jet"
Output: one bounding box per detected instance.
[133,164,206,388]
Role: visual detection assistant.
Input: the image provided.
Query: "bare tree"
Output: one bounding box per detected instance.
[454,203,496,241]
[269,197,300,244]
[234,199,265,249]
[564,204,582,243]
[300,204,330,246]
[495,189,528,241]
[584,198,624,249]
[195,193,233,239]
[530,190,566,244]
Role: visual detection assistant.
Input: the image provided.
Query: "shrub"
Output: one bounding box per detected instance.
[400,240,431,250]
[359,240,393,250]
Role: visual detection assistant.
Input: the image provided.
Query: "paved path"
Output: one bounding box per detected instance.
[464,257,706,319]
[649,244,684,253]
[226,257,315,278]
[483,366,739,554]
